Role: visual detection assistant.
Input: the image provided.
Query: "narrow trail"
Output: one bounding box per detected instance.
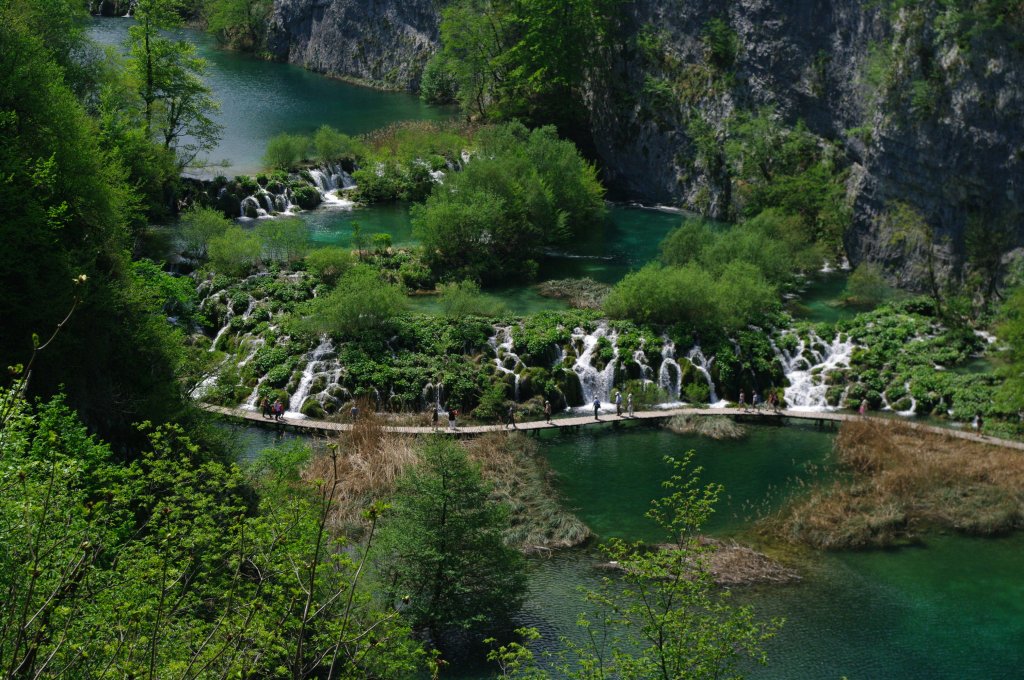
[198,403,1024,451]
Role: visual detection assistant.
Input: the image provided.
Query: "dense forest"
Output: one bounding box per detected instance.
[3,0,1024,677]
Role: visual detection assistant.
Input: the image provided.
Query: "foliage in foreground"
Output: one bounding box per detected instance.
[374,437,528,641]
[0,389,428,678]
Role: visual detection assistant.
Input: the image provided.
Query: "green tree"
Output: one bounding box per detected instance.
[257,216,309,263]
[438,280,507,318]
[412,123,604,284]
[128,0,223,168]
[179,205,231,257]
[844,262,894,307]
[209,225,262,275]
[437,0,617,123]
[205,0,272,51]
[375,437,527,640]
[305,247,355,286]
[562,453,781,679]
[264,131,311,170]
[302,265,408,337]
[313,125,362,163]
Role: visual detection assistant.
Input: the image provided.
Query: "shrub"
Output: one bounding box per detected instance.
[305,247,354,286]
[179,206,230,258]
[301,265,408,337]
[290,184,321,210]
[264,132,310,170]
[313,125,362,163]
[419,53,459,105]
[256,217,308,264]
[845,262,893,307]
[208,226,262,276]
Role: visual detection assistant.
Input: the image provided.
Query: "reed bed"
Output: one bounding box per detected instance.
[665,414,747,440]
[303,423,591,550]
[767,418,1024,549]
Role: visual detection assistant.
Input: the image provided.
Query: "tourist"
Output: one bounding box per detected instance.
[448,408,457,431]
[544,400,552,423]
[593,396,601,421]
[273,399,283,421]
[738,390,746,411]
[615,391,623,416]
[858,398,868,416]
[752,391,761,411]
[259,396,269,419]
[351,404,359,422]
[973,412,983,431]
[432,406,439,431]
[627,393,634,418]
[507,404,517,429]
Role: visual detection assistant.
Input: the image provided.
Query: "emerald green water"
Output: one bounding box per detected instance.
[88,19,451,175]
[509,423,1024,679]
[789,271,857,324]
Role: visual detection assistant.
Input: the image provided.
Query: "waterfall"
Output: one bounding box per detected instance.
[488,326,525,402]
[286,338,342,418]
[777,331,855,411]
[657,338,683,401]
[421,382,445,410]
[570,324,619,406]
[633,338,653,382]
[239,195,268,219]
[684,346,721,405]
[309,164,356,207]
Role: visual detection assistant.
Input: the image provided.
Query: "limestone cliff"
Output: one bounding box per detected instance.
[266,0,440,91]
[266,0,1024,284]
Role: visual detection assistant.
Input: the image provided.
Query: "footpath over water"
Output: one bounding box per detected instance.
[199,404,1024,452]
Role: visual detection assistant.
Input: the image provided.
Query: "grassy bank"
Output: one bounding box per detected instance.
[303,413,590,550]
[765,419,1024,549]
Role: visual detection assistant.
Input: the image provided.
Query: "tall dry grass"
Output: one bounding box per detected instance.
[302,421,591,550]
[665,414,747,440]
[768,419,1024,549]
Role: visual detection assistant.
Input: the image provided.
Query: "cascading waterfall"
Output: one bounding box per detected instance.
[286,338,343,417]
[488,326,525,401]
[657,338,683,400]
[239,195,268,219]
[208,294,255,352]
[684,346,721,405]
[308,164,356,207]
[777,331,855,410]
[633,338,653,382]
[571,324,619,406]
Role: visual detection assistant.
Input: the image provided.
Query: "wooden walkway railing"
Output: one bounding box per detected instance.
[198,403,1024,451]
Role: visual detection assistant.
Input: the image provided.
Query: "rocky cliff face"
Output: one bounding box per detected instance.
[266,0,440,91]
[267,0,1024,285]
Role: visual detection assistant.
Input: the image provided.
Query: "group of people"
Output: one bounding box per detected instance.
[592,391,635,420]
[259,396,286,421]
[736,390,781,412]
[431,406,459,431]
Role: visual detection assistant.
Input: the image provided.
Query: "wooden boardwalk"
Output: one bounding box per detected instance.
[198,403,1024,452]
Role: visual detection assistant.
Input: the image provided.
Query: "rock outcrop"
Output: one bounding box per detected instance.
[266,0,440,91]
[266,0,1024,284]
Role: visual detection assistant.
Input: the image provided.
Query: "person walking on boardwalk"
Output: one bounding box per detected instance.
[858,398,868,416]
[752,391,761,412]
[448,408,457,431]
[506,404,517,429]
[738,390,746,411]
[273,399,283,421]
[615,391,623,416]
[627,393,634,418]
[432,406,439,431]
[259,396,270,419]
[544,400,552,423]
[350,404,359,422]
[593,396,601,420]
